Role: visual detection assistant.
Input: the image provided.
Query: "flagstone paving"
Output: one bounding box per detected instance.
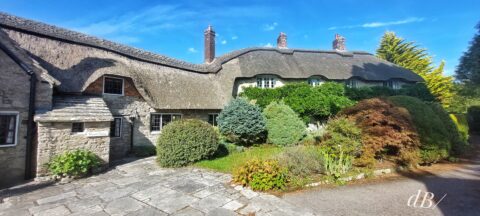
[0,157,315,216]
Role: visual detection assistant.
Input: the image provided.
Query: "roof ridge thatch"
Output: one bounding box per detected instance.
[0,12,376,74]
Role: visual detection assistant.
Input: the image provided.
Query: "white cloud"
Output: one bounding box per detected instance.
[264,43,273,48]
[231,36,238,40]
[263,22,278,31]
[221,40,227,45]
[187,47,198,53]
[328,17,425,30]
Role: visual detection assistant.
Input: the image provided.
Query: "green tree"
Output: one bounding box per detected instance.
[376,32,454,107]
[456,22,480,84]
[217,98,266,145]
[263,101,306,146]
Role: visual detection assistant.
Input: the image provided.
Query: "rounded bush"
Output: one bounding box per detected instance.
[217,98,266,145]
[321,116,362,158]
[263,101,306,146]
[388,96,467,163]
[47,149,102,177]
[157,119,219,167]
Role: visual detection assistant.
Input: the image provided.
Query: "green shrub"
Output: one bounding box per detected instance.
[233,159,288,191]
[321,117,362,158]
[157,119,219,167]
[450,114,469,143]
[345,83,436,102]
[217,98,266,145]
[47,149,102,177]
[133,145,156,157]
[321,150,353,179]
[468,106,480,134]
[277,146,324,178]
[263,101,306,146]
[241,82,354,122]
[388,96,467,163]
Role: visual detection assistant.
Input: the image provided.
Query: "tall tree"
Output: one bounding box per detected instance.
[376,32,454,107]
[456,22,480,84]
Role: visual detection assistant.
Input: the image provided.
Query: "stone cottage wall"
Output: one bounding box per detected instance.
[36,122,110,176]
[0,49,30,188]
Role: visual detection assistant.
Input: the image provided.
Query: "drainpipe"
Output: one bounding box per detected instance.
[0,41,37,180]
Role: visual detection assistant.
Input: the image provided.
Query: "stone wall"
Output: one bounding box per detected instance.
[0,49,30,188]
[36,122,110,176]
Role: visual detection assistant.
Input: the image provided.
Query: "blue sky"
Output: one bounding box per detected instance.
[1,0,479,75]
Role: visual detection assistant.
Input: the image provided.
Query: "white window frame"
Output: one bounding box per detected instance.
[256,76,276,89]
[0,111,20,147]
[308,78,323,87]
[384,80,402,90]
[110,117,123,137]
[208,113,219,126]
[346,78,359,88]
[150,113,182,134]
[103,76,124,96]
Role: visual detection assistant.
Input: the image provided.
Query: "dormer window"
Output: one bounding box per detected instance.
[384,80,402,90]
[256,76,276,89]
[346,78,359,88]
[308,78,323,87]
[104,76,124,95]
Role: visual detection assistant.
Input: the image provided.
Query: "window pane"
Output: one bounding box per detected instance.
[151,114,161,131]
[110,117,122,137]
[104,77,123,94]
[0,115,16,145]
[162,115,172,128]
[72,123,84,133]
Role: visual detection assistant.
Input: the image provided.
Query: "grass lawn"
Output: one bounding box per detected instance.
[195,145,284,173]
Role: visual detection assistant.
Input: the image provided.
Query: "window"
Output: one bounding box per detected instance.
[0,112,18,146]
[150,114,182,132]
[208,114,219,126]
[110,117,122,137]
[256,76,276,88]
[384,80,402,90]
[308,78,323,87]
[346,79,359,88]
[71,122,85,133]
[104,76,124,95]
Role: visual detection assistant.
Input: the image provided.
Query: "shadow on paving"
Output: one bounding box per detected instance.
[0,156,146,203]
[397,135,480,216]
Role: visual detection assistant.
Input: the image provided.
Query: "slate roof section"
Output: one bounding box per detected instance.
[35,96,113,122]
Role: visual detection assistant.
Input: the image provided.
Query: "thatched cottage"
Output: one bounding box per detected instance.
[0,12,423,187]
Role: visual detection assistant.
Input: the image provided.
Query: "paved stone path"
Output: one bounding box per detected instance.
[0,157,315,216]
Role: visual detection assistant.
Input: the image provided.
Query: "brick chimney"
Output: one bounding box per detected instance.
[277,32,287,49]
[332,34,346,51]
[204,25,215,63]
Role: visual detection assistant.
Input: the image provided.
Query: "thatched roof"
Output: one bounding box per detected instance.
[0,12,423,110]
[35,96,113,122]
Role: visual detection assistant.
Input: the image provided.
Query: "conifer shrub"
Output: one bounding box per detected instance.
[341,98,421,167]
[157,119,218,167]
[217,98,266,145]
[263,101,306,146]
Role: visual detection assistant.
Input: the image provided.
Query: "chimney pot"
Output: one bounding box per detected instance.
[277,32,287,49]
[332,34,346,51]
[204,25,215,63]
